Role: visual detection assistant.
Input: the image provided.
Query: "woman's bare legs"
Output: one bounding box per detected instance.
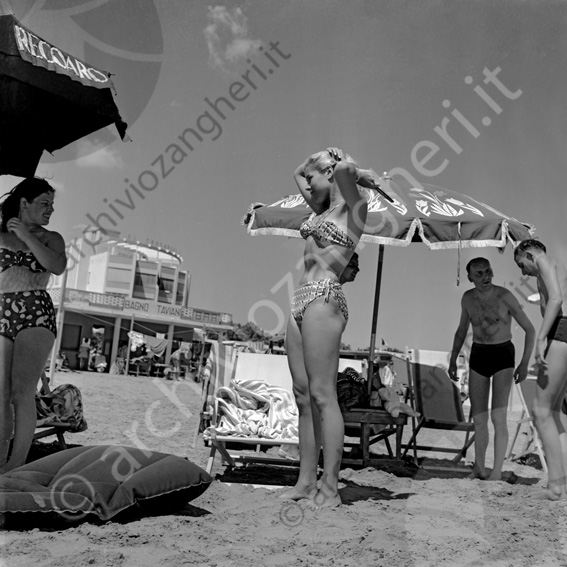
[487,368,514,480]
[0,327,54,474]
[281,315,320,500]
[531,341,567,500]
[0,336,14,467]
[301,298,345,509]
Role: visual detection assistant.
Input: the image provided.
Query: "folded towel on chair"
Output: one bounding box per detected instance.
[204,379,298,441]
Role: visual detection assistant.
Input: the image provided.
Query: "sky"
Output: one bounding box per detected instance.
[1,0,566,355]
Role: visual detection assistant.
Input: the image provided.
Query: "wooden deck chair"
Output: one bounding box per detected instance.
[33,424,69,449]
[342,352,409,465]
[198,341,240,433]
[402,349,475,464]
[507,378,547,472]
[33,371,70,450]
[206,352,299,473]
[206,352,406,472]
[342,408,407,465]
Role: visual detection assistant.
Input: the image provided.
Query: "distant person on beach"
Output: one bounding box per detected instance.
[283,147,389,508]
[0,178,67,473]
[449,257,535,481]
[514,239,567,500]
[78,337,90,370]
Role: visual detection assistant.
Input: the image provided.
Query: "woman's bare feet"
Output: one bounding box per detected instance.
[305,484,342,510]
[526,485,565,501]
[468,464,487,480]
[306,492,341,510]
[278,483,317,501]
[486,470,502,481]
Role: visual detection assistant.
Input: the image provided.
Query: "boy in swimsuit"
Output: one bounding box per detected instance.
[514,239,567,500]
[449,257,535,481]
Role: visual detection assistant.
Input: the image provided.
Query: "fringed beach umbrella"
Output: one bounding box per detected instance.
[243,175,535,382]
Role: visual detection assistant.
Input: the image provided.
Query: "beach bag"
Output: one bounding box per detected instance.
[337,367,368,412]
[35,384,88,432]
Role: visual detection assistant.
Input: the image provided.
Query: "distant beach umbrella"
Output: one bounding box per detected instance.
[0,14,128,177]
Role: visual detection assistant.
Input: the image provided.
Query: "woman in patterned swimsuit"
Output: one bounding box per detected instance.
[0,178,67,473]
[282,147,387,508]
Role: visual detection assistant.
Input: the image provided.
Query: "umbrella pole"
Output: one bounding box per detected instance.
[367,244,385,396]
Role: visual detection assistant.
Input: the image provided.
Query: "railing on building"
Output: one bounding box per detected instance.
[47,287,233,326]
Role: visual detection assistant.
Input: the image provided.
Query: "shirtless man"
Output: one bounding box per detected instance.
[514,239,567,500]
[449,257,535,481]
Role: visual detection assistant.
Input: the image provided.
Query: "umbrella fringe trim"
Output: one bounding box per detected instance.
[247,226,302,239]
[360,217,422,247]
[360,235,411,247]
[428,239,508,250]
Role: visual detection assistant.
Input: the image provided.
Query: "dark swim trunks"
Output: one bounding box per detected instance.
[547,316,567,344]
[470,340,515,378]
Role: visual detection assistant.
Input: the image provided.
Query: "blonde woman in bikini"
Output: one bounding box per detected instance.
[282,147,387,508]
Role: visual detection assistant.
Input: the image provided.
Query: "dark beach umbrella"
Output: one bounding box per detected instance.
[243,175,534,382]
[0,14,128,177]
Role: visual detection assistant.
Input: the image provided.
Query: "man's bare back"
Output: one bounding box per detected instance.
[535,254,567,319]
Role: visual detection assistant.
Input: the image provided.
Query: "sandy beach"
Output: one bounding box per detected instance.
[1,370,566,567]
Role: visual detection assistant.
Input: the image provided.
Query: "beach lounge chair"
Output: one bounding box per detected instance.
[198,340,243,433]
[342,407,407,464]
[33,371,70,449]
[402,349,475,464]
[342,352,410,465]
[33,371,88,450]
[33,422,69,449]
[205,351,402,473]
[205,351,299,473]
[506,377,547,472]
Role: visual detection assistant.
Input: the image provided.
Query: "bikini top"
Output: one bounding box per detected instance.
[0,248,46,274]
[299,207,356,251]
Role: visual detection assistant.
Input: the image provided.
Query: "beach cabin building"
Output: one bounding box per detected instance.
[47,228,233,374]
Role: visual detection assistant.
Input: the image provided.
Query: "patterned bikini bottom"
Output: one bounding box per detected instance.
[291,279,348,326]
[0,290,57,341]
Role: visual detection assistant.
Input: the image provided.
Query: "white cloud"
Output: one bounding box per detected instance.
[204,6,262,71]
[75,139,124,168]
